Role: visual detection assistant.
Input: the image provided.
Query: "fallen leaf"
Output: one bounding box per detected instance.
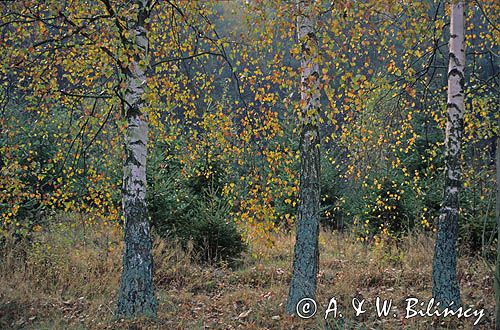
[238,309,252,319]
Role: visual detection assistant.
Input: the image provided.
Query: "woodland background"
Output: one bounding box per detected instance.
[0,0,498,329]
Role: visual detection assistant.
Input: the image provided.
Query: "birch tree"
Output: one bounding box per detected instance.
[0,1,240,318]
[432,0,465,308]
[285,0,321,315]
[110,0,157,318]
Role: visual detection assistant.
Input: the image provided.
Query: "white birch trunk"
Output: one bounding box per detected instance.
[286,0,321,315]
[116,0,156,318]
[432,0,465,309]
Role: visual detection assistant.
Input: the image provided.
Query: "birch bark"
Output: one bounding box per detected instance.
[116,0,157,318]
[432,0,465,309]
[285,0,321,315]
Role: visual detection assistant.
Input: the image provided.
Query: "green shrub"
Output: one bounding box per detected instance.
[147,144,245,265]
[189,189,246,265]
[355,175,412,239]
[319,156,348,231]
[458,178,497,259]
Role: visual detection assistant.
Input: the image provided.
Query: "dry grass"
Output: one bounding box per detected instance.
[0,215,495,329]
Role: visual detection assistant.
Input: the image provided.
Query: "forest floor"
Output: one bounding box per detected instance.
[0,213,495,329]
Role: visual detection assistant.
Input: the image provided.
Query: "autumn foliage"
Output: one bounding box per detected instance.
[0,0,498,328]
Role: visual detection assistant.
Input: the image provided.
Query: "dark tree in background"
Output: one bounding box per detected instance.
[495,116,500,329]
